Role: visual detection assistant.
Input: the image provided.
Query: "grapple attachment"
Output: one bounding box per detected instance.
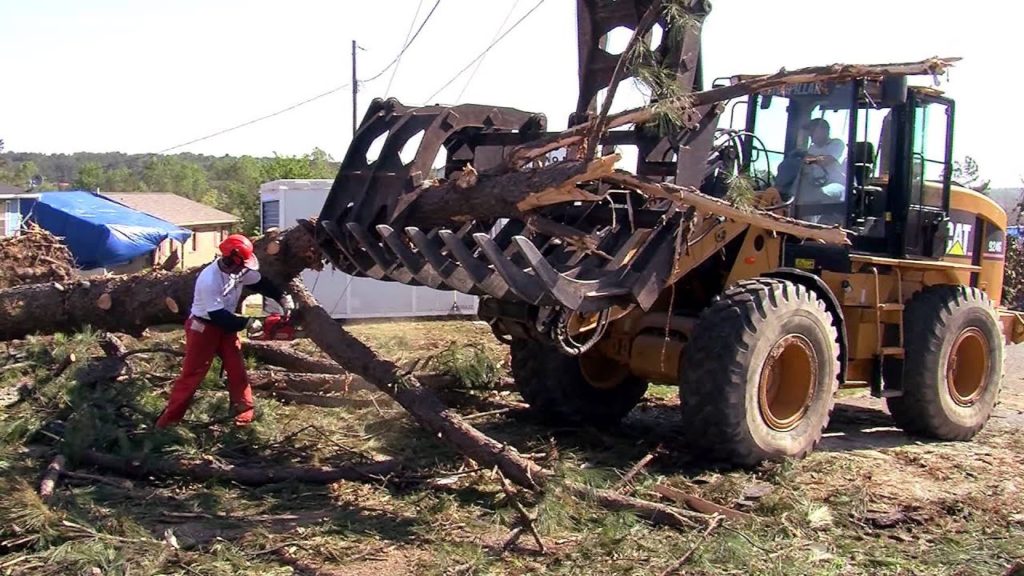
[316,0,720,346]
[315,97,710,317]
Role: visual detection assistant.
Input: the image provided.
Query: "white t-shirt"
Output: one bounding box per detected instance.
[808,138,846,185]
[191,261,261,319]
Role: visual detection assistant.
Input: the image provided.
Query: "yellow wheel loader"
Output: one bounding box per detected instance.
[315,1,1023,465]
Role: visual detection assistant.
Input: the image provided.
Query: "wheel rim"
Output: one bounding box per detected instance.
[759,334,817,431]
[947,327,989,407]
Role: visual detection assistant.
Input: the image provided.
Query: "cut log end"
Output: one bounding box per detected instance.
[39,454,67,500]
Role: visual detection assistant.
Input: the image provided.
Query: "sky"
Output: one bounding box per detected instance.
[1,0,1019,187]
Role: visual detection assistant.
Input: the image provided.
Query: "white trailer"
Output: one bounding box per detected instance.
[258,179,478,319]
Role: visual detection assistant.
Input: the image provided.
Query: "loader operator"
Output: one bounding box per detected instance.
[155,234,294,429]
[802,117,846,191]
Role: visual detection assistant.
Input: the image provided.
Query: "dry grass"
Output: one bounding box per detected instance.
[1,320,1022,575]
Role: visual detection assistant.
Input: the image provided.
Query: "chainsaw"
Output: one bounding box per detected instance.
[246,313,299,341]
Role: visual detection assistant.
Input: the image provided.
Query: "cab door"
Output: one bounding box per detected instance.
[902,93,954,259]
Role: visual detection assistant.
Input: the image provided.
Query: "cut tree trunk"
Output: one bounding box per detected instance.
[0,223,321,341]
[395,155,618,228]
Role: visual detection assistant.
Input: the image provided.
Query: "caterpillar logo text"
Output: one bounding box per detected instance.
[946,222,973,256]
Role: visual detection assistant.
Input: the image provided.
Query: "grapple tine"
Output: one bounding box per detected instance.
[439,230,519,301]
[512,235,631,312]
[473,233,555,306]
[321,220,387,280]
[511,235,587,309]
[344,223,419,285]
[406,227,484,295]
[375,225,446,289]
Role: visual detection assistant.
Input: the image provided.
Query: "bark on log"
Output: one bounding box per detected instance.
[0,224,321,341]
[243,341,348,375]
[396,155,618,228]
[510,57,959,166]
[248,370,375,395]
[77,450,400,486]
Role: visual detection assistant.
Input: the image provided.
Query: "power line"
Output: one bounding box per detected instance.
[360,0,442,84]
[158,83,351,154]
[385,0,427,97]
[424,0,547,103]
[455,0,522,102]
[157,0,442,155]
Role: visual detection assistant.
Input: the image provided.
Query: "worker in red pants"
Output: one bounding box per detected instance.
[155,234,293,428]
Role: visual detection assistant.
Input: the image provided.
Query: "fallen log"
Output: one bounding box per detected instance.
[77,450,401,486]
[395,155,618,228]
[243,341,348,376]
[248,370,373,394]
[288,278,706,528]
[289,278,544,490]
[0,224,321,341]
[260,389,380,409]
[510,57,959,166]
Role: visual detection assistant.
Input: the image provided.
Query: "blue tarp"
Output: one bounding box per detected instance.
[33,191,192,269]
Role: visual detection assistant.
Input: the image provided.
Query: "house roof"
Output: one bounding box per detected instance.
[0,183,27,196]
[100,192,239,227]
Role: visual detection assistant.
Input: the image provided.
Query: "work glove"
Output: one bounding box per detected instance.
[278,294,295,315]
[245,317,264,337]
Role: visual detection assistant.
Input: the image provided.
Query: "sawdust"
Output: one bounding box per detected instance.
[0,224,76,289]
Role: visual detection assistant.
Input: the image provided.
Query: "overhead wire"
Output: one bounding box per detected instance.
[423,0,548,103]
[454,0,522,102]
[157,0,443,154]
[158,83,351,154]
[361,0,442,83]
[384,0,427,97]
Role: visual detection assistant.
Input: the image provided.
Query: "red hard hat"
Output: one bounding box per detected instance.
[219,234,259,270]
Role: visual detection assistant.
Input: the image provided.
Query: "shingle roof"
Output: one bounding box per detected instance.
[0,183,27,195]
[100,192,239,227]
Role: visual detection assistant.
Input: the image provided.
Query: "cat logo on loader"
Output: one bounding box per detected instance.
[947,222,973,256]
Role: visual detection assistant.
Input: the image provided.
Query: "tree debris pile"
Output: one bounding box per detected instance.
[0,224,76,289]
[1,322,1022,574]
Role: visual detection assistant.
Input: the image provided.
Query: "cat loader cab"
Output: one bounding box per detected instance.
[713,72,1024,429]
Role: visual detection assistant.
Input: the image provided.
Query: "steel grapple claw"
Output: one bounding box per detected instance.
[314,2,719,321]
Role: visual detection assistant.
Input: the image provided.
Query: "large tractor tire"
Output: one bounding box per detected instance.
[885,285,1003,440]
[510,338,648,426]
[680,279,841,466]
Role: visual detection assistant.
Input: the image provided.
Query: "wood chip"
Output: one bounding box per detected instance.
[741,481,773,500]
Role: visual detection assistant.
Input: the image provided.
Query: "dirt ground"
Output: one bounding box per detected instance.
[1,321,1022,575]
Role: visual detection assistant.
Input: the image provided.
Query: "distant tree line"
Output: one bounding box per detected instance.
[0,144,339,235]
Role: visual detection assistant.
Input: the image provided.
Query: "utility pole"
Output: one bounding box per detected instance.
[351,40,358,136]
